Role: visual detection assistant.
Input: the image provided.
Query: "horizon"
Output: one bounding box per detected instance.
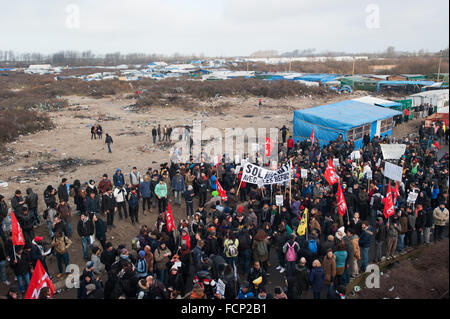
[1,0,448,57]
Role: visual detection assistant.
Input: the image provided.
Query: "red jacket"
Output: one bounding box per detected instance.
[287,139,294,149]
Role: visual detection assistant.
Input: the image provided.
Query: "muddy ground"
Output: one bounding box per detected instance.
[0,92,429,298]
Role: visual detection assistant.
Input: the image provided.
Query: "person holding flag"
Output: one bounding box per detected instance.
[10,246,31,295]
[24,259,55,299]
[265,137,274,157]
[311,128,315,145]
[216,179,228,202]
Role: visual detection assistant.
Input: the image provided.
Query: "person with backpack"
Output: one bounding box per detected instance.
[223,232,239,268]
[251,230,269,273]
[307,232,320,261]
[25,188,39,227]
[282,234,300,276]
[136,250,148,279]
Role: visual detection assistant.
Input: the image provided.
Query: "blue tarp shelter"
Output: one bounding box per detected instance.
[293,100,402,149]
[295,74,340,83]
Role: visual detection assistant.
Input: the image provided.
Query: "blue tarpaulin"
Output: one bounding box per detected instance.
[293,100,402,149]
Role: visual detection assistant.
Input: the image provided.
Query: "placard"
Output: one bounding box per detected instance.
[301,169,308,178]
[275,195,284,206]
[241,162,292,185]
[381,144,407,160]
[384,161,403,182]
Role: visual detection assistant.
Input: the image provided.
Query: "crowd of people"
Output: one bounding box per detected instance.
[1,118,448,300]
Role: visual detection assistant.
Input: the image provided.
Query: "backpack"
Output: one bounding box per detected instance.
[256,240,267,256]
[286,242,297,262]
[227,240,238,257]
[131,237,141,251]
[308,239,317,254]
[137,259,147,275]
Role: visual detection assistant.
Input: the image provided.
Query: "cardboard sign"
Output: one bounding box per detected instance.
[384,161,403,182]
[351,151,361,160]
[333,158,340,168]
[301,169,308,178]
[381,144,406,160]
[275,195,284,206]
[407,190,419,203]
[241,162,292,185]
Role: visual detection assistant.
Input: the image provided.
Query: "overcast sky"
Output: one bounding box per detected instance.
[1,0,448,57]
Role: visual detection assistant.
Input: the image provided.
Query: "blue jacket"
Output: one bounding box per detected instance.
[431,188,440,200]
[237,288,254,299]
[113,172,125,187]
[359,226,373,248]
[171,174,185,192]
[140,181,152,198]
[210,175,217,191]
[128,192,139,208]
[309,267,325,293]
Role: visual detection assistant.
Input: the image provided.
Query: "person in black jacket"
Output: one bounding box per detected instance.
[415,205,425,246]
[10,190,25,215]
[44,185,57,208]
[77,214,95,261]
[100,242,117,273]
[105,133,113,153]
[25,188,40,227]
[58,178,69,204]
[18,207,34,248]
[10,246,31,294]
[102,188,116,229]
[0,195,8,245]
[93,214,107,250]
[247,261,267,295]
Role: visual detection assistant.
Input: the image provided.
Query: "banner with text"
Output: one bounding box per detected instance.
[241,162,292,185]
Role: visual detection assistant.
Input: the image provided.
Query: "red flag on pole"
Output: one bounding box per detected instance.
[311,128,315,145]
[24,259,55,299]
[324,158,340,185]
[336,183,347,217]
[383,183,395,219]
[166,203,175,233]
[265,137,274,157]
[393,182,400,202]
[216,179,228,201]
[11,211,25,246]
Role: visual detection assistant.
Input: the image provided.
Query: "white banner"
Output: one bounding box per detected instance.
[241,162,292,185]
[384,161,403,182]
[407,190,419,203]
[381,144,407,160]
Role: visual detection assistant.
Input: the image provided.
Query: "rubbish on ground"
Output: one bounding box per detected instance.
[388,286,395,292]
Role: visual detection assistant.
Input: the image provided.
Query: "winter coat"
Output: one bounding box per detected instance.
[101,193,115,213]
[127,192,139,208]
[140,181,152,198]
[86,196,100,214]
[98,179,113,194]
[52,236,72,254]
[375,223,387,242]
[295,264,310,292]
[11,252,31,276]
[252,238,269,262]
[358,227,373,248]
[433,207,449,227]
[171,174,185,192]
[322,255,336,285]
[58,183,69,203]
[154,183,168,198]
[154,247,171,271]
[77,218,94,238]
[113,172,125,187]
[350,236,360,260]
[95,218,107,241]
[309,267,325,293]
[25,189,38,209]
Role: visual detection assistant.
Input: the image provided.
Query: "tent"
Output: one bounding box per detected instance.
[293,100,402,149]
[352,96,402,108]
[376,80,435,94]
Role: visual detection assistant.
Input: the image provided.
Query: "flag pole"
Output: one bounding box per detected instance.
[236,178,243,196]
[289,158,292,203]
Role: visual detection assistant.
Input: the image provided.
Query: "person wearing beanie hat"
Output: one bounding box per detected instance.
[237,280,254,299]
[237,206,244,215]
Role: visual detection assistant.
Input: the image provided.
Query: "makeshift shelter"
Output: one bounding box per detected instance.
[376,80,435,94]
[352,96,402,108]
[293,100,402,149]
[409,89,449,112]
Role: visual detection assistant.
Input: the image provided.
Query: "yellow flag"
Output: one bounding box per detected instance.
[297,208,308,236]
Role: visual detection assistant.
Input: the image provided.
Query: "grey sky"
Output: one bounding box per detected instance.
[1,0,448,56]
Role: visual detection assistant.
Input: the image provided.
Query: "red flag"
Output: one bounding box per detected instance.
[383,183,395,219]
[25,260,55,299]
[166,203,175,233]
[311,128,315,145]
[11,211,25,246]
[216,179,228,201]
[265,137,274,157]
[336,183,347,217]
[393,182,400,202]
[324,158,339,185]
